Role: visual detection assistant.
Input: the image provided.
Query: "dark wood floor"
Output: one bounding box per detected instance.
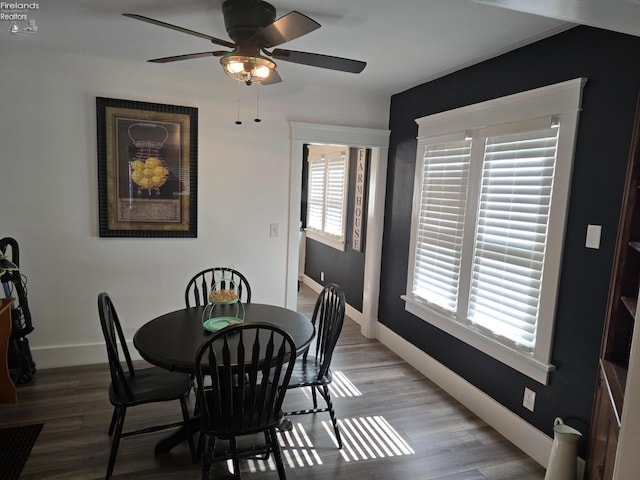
[2,285,545,479]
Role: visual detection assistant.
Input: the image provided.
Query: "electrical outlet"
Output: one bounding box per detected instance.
[320,271,325,281]
[523,387,536,412]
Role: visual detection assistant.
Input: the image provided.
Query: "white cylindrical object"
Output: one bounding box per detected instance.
[544,417,582,480]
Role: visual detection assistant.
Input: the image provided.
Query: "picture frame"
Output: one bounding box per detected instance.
[96,97,198,238]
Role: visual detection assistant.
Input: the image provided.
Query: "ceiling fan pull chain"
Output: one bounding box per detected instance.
[235,82,242,125]
[254,85,262,123]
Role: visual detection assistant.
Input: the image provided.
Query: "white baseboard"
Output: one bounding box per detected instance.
[376,322,551,466]
[377,322,585,475]
[31,341,141,369]
[301,275,364,325]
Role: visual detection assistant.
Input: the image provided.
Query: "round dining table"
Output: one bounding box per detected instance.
[133,302,315,455]
[134,303,315,374]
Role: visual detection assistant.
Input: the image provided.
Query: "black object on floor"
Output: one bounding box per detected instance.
[0,423,43,480]
[1,237,37,385]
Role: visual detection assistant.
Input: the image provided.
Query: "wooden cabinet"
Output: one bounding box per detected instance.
[0,297,17,403]
[585,97,640,479]
[587,363,620,480]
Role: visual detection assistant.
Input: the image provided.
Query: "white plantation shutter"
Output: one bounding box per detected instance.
[306,150,348,246]
[307,160,326,231]
[325,156,347,236]
[413,140,471,313]
[468,127,559,351]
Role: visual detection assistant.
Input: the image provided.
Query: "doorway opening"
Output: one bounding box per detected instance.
[287,122,390,338]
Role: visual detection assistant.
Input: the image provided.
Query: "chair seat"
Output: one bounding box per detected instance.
[109,366,192,407]
[287,362,332,388]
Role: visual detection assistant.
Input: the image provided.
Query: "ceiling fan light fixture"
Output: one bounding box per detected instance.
[220,53,276,85]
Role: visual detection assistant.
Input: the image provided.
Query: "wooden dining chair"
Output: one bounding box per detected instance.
[97,292,195,479]
[194,322,297,480]
[185,267,252,307]
[284,283,346,448]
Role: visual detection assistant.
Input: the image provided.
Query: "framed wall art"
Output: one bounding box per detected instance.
[96,97,198,237]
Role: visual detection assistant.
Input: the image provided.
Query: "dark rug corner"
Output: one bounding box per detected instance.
[0,423,43,480]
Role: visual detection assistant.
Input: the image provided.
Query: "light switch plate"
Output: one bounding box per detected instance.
[585,224,602,249]
[523,387,536,412]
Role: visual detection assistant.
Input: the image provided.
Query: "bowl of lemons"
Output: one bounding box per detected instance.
[130,156,170,194]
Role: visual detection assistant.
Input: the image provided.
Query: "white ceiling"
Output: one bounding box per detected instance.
[4,0,638,95]
[470,0,640,38]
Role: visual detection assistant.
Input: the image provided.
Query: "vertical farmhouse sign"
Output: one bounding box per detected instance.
[352,148,367,252]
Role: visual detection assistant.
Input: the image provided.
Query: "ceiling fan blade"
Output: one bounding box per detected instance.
[270,49,366,74]
[148,51,229,63]
[251,11,320,48]
[262,69,283,86]
[123,13,236,49]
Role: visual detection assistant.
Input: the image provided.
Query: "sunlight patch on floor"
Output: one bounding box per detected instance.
[247,415,414,472]
[280,422,324,468]
[329,416,415,462]
[299,370,362,400]
[330,371,362,397]
[246,456,274,473]
[247,423,323,472]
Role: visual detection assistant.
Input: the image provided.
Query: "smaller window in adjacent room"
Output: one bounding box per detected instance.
[403,78,586,384]
[306,145,349,251]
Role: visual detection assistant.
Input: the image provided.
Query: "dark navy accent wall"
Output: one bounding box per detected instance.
[302,147,369,311]
[381,26,640,454]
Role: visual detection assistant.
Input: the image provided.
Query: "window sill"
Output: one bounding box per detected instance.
[402,294,555,385]
[305,229,345,252]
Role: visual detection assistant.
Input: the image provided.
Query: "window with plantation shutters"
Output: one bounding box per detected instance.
[306,145,349,251]
[468,127,559,352]
[413,139,471,314]
[404,78,586,384]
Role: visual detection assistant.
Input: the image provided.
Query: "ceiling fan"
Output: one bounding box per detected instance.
[123,0,367,86]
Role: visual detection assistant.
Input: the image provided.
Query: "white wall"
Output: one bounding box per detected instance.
[0,47,389,368]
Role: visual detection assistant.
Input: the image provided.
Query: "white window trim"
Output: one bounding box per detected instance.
[305,145,349,252]
[306,229,346,251]
[404,78,587,385]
